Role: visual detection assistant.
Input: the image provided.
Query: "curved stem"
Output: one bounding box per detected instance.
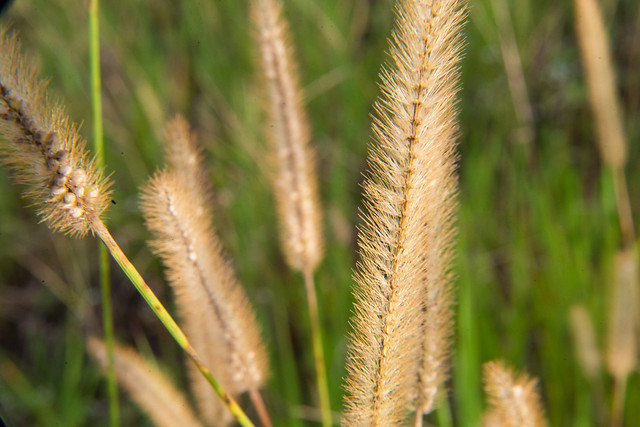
[88,216,255,427]
[303,269,332,427]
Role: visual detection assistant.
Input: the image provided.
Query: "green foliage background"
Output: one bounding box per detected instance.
[1,0,639,425]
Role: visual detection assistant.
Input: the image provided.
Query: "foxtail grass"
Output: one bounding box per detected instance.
[568,305,606,426]
[482,361,547,427]
[141,116,270,427]
[343,0,467,424]
[606,249,639,427]
[574,0,634,246]
[87,337,203,427]
[575,1,637,423]
[0,28,111,236]
[251,0,330,425]
[574,0,627,171]
[569,305,601,382]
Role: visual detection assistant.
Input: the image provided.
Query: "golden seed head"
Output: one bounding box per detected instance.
[1,28,111,237]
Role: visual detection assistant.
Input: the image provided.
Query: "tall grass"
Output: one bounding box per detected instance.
[1,0,639,426]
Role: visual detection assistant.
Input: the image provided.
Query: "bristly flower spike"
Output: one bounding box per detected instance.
[343,0,467,424]
[0,28,110,236]
[482,360,547,427]
[252,0,324,274]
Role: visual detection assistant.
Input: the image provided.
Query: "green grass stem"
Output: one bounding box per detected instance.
[88,215,255,427]
[88,1,119,426]
[303,270,332,426]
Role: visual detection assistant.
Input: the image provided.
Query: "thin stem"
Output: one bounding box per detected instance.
[89,2,118,426]
[435,395,454,427]
[612,167,635,247]
[414,413,423,427]
[610,375,628,427]
[249,389,273,427]
[303,269,332,427]
[88,215,255,427]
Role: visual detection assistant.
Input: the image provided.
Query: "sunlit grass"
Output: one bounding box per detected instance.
[1,0,639,425]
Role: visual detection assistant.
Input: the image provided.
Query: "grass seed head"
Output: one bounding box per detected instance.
[0,28,110,237]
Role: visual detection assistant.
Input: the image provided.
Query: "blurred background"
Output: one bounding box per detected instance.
[0,0,639,425]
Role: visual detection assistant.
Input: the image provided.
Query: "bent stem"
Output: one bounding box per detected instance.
[88,1,119,426]
[88,215,255,427]
[303,270,332,427]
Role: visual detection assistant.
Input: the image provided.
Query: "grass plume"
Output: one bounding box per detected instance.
[574,0,635,246]
[606,248,639,427]
[343,0,466,424]
[251,0,324,274]
[574,0,627,170]
[568,305,602,382]
[87,336,203,427]
[140,117,268,426]
[252,1,330,424]
[482,360,546,427]
[0,28,110,237]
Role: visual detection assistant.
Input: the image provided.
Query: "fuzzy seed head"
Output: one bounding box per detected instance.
[87,337,204,427]
[252,0,324,273]
[0,28,110,237]
[482,361,547,427]
[141,118,268,425]
[343,0,466,423]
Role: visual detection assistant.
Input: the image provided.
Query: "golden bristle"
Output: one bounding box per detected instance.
[163,115,208,192]
[482,360,547,427]
[343,0,467,424]
[87,337,203,427]
[0,28,110,237]
[252,0,324,274]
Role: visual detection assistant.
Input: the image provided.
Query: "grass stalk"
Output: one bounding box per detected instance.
[610,375,628,427]
[435,396,454,427]
[303,270,331,427]
[612,167,635,247]
[88,1,119,425]
[249,389,273,427]
[87,215,255,427]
